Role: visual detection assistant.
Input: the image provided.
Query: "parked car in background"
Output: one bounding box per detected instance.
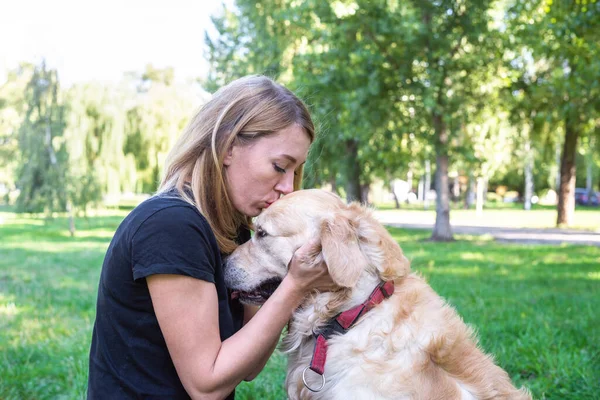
[574,188,600,206]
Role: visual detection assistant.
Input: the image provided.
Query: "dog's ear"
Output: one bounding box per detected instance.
[320,211,369,288]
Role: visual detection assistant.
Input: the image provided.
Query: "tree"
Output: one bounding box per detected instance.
[504,61,558,210]
[206,1,422,203]
[64,82,130,212]
[0,63,34,201]
[398,0,504,240]
[205,2,293,90]
[508,0,600,225]
[15,61,69,215]
[124,66,200,193]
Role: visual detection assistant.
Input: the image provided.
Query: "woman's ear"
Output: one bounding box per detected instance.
[223,145,235,166]
[320,211,368,288]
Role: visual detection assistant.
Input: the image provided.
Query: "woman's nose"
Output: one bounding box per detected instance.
[275,173,294,195]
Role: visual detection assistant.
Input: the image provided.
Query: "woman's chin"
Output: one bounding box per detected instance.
[233,202,260,218]
[243,207,262,218]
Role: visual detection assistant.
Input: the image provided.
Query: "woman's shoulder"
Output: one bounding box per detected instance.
[144,189,197,210]
[123,190,212,238]
[141,191,206,222]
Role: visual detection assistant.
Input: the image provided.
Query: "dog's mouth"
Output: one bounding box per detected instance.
[230,277,283,305]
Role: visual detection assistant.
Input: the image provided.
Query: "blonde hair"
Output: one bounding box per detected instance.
[158,75,315,254]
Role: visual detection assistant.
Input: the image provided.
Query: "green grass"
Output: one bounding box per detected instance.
[1,210,599,399]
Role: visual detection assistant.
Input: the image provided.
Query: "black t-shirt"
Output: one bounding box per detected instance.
[87,191,248,399]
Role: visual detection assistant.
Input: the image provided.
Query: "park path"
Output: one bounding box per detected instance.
[374,211,600,247]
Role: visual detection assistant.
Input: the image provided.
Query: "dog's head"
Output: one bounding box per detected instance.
[224,189,411,306]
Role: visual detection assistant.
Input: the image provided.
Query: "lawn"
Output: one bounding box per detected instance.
[1,208,599,399]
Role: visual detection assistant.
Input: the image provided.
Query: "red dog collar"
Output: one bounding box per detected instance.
[308,280,395,377]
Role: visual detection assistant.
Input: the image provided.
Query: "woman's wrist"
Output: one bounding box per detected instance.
[277,275,309,307]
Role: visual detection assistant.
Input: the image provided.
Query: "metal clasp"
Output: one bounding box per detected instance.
[302,366,326,392]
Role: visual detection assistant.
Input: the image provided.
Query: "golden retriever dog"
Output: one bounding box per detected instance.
[225,189,531,400]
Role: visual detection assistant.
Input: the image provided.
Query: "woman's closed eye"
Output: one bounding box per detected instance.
[274,162,299,175]
[275,161,300,175]
[273,163,286,174]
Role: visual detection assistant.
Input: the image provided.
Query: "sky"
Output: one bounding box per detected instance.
[0,0,231,87]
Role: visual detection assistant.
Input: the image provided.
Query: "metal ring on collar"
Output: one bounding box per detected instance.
[302,366,326,392]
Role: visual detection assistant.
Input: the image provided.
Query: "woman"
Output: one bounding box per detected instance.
[87,75,336,399]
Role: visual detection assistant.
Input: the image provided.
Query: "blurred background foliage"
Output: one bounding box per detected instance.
[1,0,599,239]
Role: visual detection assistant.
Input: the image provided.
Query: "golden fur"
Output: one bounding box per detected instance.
[225,189,531,400]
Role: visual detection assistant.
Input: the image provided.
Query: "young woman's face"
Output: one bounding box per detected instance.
[224,124,311,217]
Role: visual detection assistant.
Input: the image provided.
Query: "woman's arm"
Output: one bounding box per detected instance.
[243,304,260,326]
[148,274,303,399]
[241,304,265,381]
[147,240,335,400]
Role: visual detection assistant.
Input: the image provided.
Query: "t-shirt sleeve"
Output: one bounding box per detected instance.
[131,205,217,283]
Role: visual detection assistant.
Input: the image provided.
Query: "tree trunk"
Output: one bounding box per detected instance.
[555,139,561,191]
[389,179,400,209]
[586,160,593,204]
[360,183,370,205]
[431,114,453,241]
[586,138,594,202]
[45,117,58,165]
[524,139,534,211]
[330,177,338,196]
[452,175,460,202]
[556,115,578,226]
[424,159,431,210]
[67,201,76,237]
[476,177,485,216]
[464,171,475,209]
[344,139,362,203]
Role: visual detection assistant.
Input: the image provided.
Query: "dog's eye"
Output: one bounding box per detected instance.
[256,228,268,238]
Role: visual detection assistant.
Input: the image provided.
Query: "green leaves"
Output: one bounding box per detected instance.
[205,0,509,209]
[15,62,69,214]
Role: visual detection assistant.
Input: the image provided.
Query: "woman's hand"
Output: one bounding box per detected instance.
[285,239,340,295]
